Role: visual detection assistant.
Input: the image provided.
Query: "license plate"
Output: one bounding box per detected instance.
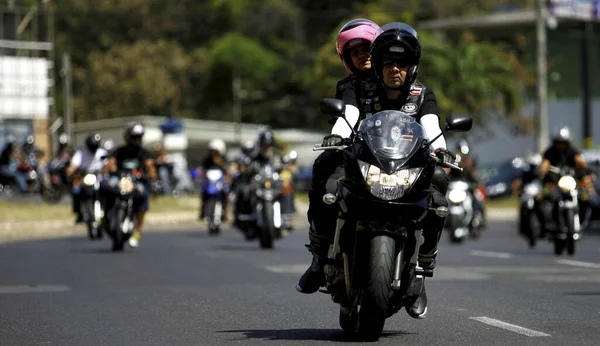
[379,174,396,186]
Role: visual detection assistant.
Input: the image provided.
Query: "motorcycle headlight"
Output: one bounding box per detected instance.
[448,189,467,203]
[119,177,135,193]
[83,174,97,186]
[558,175,577,192]
[524,182,541,196]
[365,165,422,200]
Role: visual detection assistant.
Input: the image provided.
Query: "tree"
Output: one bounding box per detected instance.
[73,40,193,121]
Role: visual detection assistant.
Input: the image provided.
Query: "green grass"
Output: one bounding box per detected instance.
[486,196,519,209]
[0,195,200,223]
[0,200,73,222]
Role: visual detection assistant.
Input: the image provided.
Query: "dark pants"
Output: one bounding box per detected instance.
[307,150,448,266]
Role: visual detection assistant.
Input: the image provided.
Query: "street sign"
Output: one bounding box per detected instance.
[548,0,600,21]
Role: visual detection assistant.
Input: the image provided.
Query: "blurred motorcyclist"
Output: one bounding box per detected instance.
[249,130,283,169]
[232,140,256,229]
[102,122,157,248]
[66,133,108,223]
[0,136,28,192]
[281,150,298,230]
[199,138,229,221]
[153,142,173,195]
[537,127,596,232]
[449,138,486,230]
[22,135,36,157]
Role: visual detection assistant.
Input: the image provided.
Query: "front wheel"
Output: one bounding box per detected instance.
[355,235,395,341]
[258,202,275,249]
[520,206,537,248]
[111,208,127,252]
[565,209,576,256]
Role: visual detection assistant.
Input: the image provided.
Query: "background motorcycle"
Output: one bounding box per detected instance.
[80,171,104,239]
[201,168,227,235]
[445,180,482,243]
[519,179,543,248]
[251,164,283,249]
[315,99,472,340]
[543,166,581,255]
[43,154,71,203]
[103,170,141,252]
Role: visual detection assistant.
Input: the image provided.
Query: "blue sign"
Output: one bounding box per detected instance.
[160,118,183,134]
[548,0,600,21]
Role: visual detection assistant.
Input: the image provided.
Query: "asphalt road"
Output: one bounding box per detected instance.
[2,219,600,345]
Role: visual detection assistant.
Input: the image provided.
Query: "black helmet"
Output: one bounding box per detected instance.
[85,133,101,153]
[370,22,421,91]
[124,122,145,147]
[258,130,274,148]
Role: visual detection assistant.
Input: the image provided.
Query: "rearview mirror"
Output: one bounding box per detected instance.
[445,114,473,132]
[319,98,345,118]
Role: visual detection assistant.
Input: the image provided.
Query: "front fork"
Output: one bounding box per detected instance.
[324,208,429,300]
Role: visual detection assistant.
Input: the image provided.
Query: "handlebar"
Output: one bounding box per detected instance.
[430,154,463,171]
[313,144,350,151]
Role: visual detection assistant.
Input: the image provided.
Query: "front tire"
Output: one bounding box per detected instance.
[565,209,576,256]
[111,208,126,252]
[355,235,395,341]
[259,202,275,249]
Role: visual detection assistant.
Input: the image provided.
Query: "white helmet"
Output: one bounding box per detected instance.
[208,138,226,156]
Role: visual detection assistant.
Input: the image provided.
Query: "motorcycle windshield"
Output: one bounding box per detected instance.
[358,110,424,171]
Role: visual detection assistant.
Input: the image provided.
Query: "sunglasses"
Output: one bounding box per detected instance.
[382,57,411,68]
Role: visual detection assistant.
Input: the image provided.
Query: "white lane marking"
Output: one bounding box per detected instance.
[469,316,550,337]
[469,250,513,259]
[556,259,600,269]
[0,285,70,294]
[263,264,307,274]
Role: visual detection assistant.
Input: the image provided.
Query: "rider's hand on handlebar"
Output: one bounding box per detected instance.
[434,148,457,164]
[322,134,345,147]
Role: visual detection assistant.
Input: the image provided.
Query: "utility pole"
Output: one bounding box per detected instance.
[232,67,242,143]
[61,53,73,143]
[535,0,549,152]
[582,21,593,149]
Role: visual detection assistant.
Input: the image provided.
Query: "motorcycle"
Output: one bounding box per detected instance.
[445,180,483,243]
[251,164,283,249]
[519,178,543,248]
[201,168,228,235]
[103,170,142,252]
[542,165,581,255]
[314,98,471,340]
[80,171,104,239]
[43,154,71,203]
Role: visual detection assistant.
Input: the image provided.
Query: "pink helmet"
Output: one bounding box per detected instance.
[336,19,380,76]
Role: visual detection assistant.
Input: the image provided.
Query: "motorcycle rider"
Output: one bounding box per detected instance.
[449,138,486,230]
[0,136,28,193]
[249,130,283,169]
[199,138,230,221]
[537,127,595,232]
[301,18,380,277]
[297,22,456,320]
[232,140,256,230]
[66,133,108,223]
[333,19,380,99]
[102,122,157,248]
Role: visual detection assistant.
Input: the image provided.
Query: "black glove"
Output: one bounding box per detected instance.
[434,148,457,164]
[322,134,345,147]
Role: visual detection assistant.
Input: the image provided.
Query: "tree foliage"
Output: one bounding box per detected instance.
[46,0,532,129]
